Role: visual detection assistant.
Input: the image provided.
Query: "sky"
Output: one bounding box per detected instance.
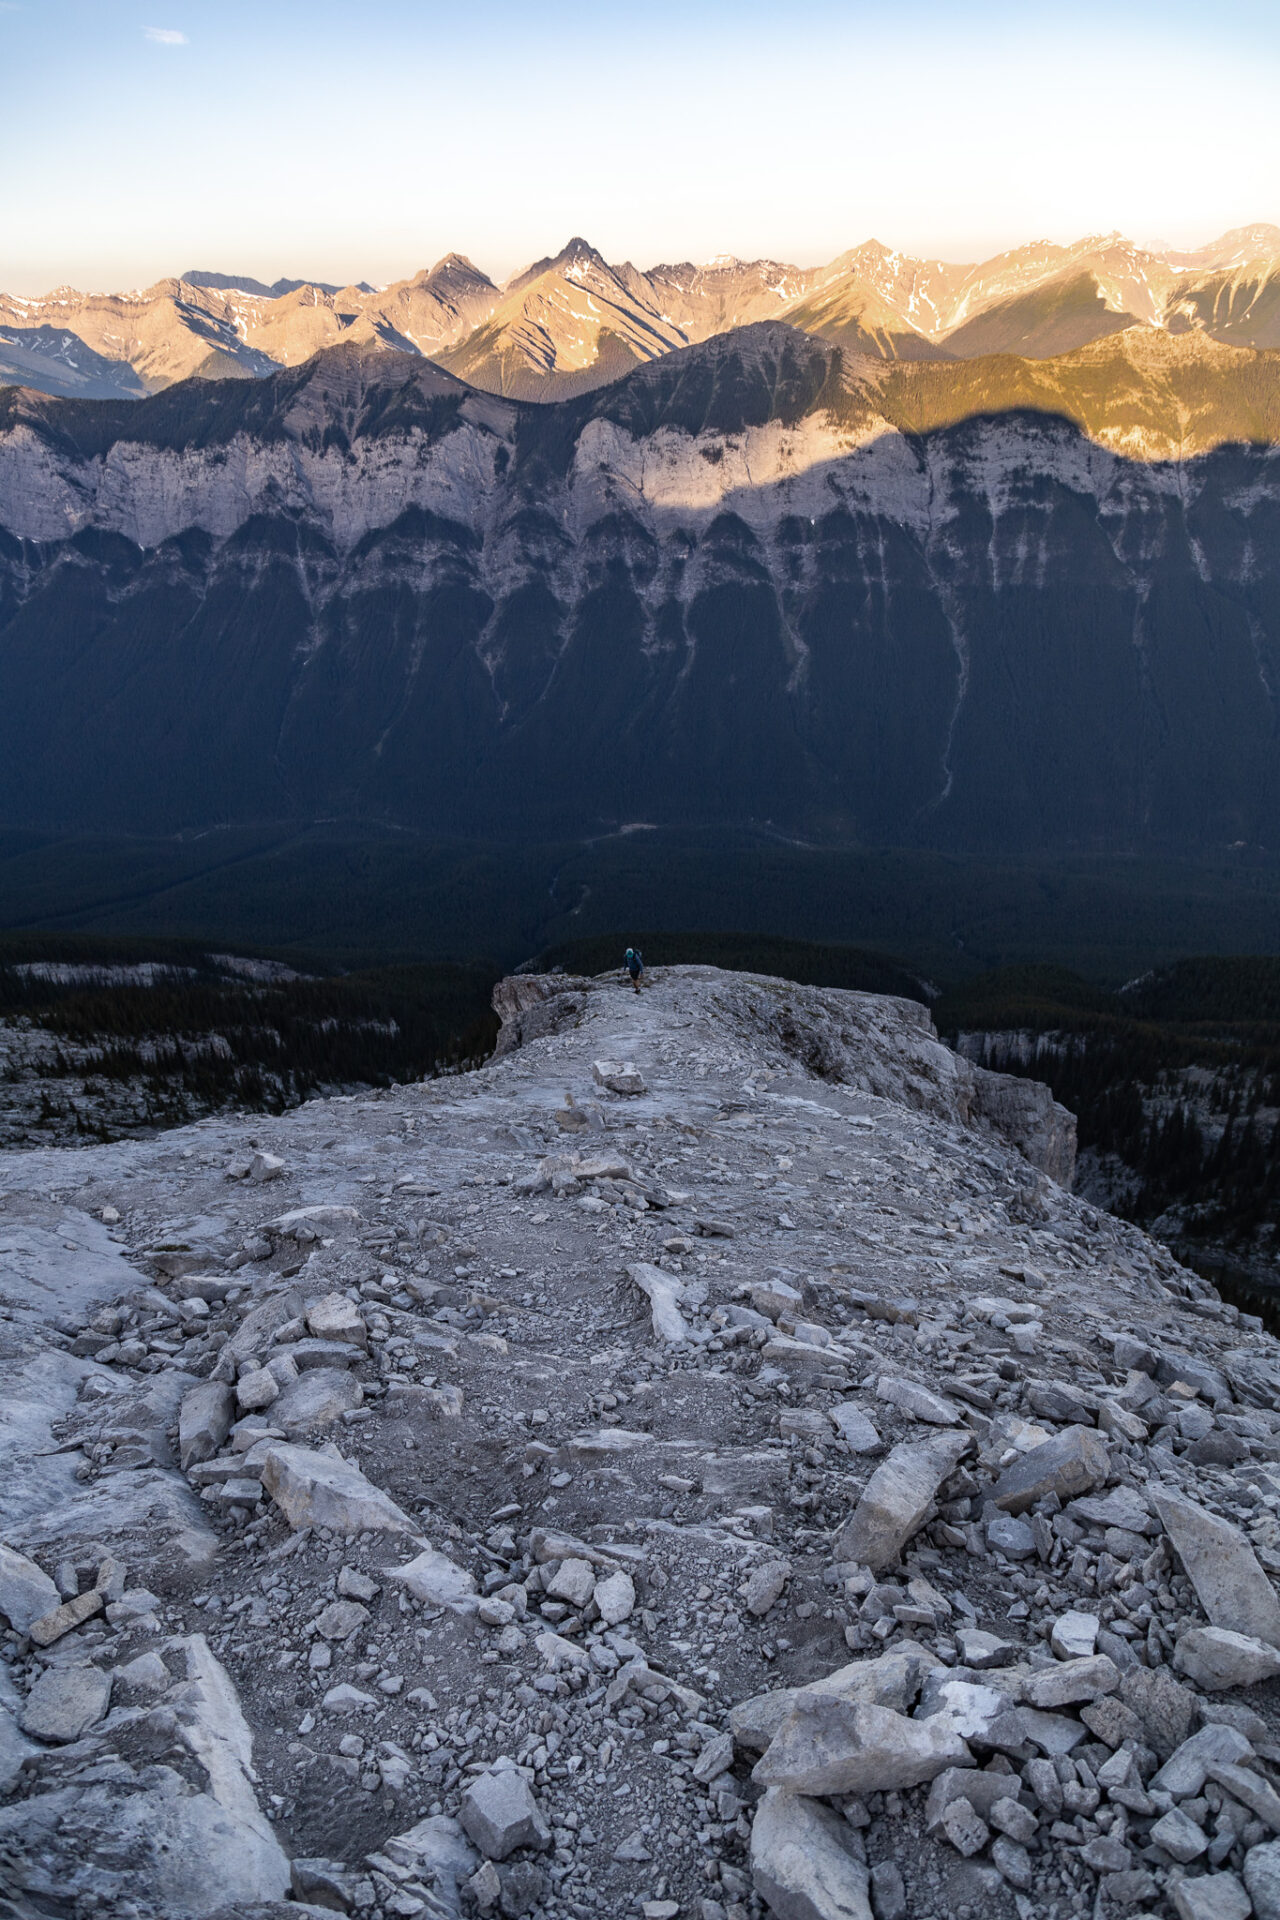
[3,0,1279,293]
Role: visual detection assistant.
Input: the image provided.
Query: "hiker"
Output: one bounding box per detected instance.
[624,947,644,993]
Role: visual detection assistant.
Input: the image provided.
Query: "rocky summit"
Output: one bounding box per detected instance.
[5,964,1280,1920]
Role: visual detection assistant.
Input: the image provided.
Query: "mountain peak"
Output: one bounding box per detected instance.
[179,270,354,299]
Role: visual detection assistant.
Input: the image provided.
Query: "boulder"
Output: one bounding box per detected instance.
[1155,1352,1232,1402]
[835,1431,972,1571]
[383,1545,477,1611]
[0,1543,59,1635]
[940,1797,989,1857]
[593,1570,635,1625]
[753,1696,971,1795]
[20,1664,112,1742]
[628,1262,695,1345]
[875,1376,963,1426]
[1170,1874,1252,1920]
[304,1293,368,1349]
[829,1403,883,1453]
[1175,1626,1280,1691]
[234,1368,278,1412]
[731,1642,940,1752]
[1151,1724,1255,1798]
[459,1765,550,1860]
[1151,1808,1210,1863]
[986,1514,1035,1560]
[546,1557,595,1608]
[749,1787,874,1920]
[745,1561,791,1617]
[1154,1488,1280,1646]
[753,1279,804,1321]
[991,1426,1110,1514]
[29,1588,104,1647]
[591,1059,647,1095]
[1119,1665,1197,1758]
[926,1766,1029,1833]
[178,1380,235,1470]
[313,1599,369,1640]
[258,1442,415,1536]
[271,1367,363,1434]
[382,1812,479,1888]
[1022,1654,1119,1709]
[1050,1611,1099,1659]
[1244,1840,1280,1920]
[1206,1763,1280,1834]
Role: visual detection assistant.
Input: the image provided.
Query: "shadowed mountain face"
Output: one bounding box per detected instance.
[1,324,1279,856]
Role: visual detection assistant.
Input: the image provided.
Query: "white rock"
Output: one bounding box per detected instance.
[592,1570,635,1625]
[258,1442,415,1536]
[1050,1611,1100,1659]
[592,1060,647,1095]
[750,1786,873,1920]
[915,1674,1016,1744]
[731,1643,940,1753]
[459,1764,551,1860]
[1154,1487,1280,1647]
[1175,1627,1280,1691]
[628,1262,690,1344]
[304,1293,368,1349]
[836,1431,972,1572]
[20,1664,112,1742]
[383,1545,477,1611]
[234,1368,279,1412]
[829,1403,882,1453]
[875,1376,963,1426]
[745,1559,791,1617]
[753,1696,971,1795]
[546,1557,595,1608]
[0,1543,59,1635]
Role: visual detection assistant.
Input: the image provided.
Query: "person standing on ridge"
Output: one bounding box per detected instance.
[624,947,644,993]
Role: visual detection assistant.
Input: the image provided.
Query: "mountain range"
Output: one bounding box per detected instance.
[5,223,1280,402]
[3,320,1280,862]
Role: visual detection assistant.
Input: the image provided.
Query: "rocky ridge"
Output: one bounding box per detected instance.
[5,966,1280,1920]
[2,326,1279,852]
[6,223,1280,404]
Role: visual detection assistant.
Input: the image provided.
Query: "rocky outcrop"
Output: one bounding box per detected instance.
[491,973,595,1057]
[498,969,1076,1183]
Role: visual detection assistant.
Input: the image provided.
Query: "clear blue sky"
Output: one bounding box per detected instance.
[3,0,1278,293]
